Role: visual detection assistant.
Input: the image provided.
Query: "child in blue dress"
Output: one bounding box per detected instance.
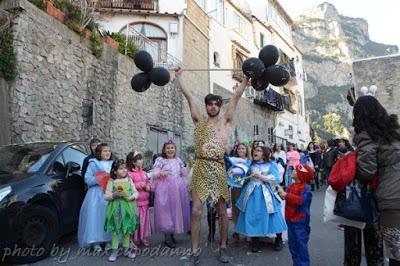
[78,143,112,250]
[236,145,287,252]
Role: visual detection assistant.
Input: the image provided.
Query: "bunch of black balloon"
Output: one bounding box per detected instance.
[243,45,290,91]
[131,50,171,92]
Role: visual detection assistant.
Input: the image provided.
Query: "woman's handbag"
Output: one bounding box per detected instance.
[333,181,378,223]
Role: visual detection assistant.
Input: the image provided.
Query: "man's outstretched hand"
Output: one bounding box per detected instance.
[170,67,183,81]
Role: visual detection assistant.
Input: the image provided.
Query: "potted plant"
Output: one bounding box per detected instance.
[46,0,65,22]
[101,30,119,50]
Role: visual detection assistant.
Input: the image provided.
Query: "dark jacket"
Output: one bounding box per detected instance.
[354,131,400,227]
[322,147,337,169]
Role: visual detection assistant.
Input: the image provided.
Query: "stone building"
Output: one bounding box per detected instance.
[0,0,311,159]
[352,54,400,117]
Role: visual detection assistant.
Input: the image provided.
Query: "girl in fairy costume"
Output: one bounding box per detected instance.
[104,159,139,262]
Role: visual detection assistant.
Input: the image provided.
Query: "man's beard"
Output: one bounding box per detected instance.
[207,110,220,117]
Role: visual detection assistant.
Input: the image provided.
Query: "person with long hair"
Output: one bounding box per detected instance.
[285,144,300,188]
[104,159,139,262]
[227,142,251,242]
[78,143,112,250]
[236,146,287,252]
[305,142,321,191]
[352,96,400,266]
[152,140,191,248]
[127,151,153,248]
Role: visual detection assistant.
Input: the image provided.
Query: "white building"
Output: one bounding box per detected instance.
[197,0,311,148]
[96,0,186,66]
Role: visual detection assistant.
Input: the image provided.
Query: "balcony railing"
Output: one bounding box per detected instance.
[96,0,156,10]
[123,25,181,69]
[253,88,285,112]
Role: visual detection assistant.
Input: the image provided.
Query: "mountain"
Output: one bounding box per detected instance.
[293,2,398,141]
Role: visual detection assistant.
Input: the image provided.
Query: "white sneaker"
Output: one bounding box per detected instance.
[124,248,136,259]
[108,249,118,262]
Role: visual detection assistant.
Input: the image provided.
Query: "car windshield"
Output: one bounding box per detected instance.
[0,143,59,175]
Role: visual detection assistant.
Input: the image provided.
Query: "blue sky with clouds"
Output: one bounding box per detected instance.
[278,0,400,48]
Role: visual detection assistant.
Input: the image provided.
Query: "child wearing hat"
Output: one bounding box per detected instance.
[278,163,314,266]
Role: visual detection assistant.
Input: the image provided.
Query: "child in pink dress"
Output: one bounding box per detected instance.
[127,151,153,247]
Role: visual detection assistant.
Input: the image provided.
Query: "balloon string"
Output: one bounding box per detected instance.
[168,68,242,72]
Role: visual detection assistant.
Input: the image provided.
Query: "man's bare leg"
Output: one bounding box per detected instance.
[217,196,228,248]
[191,190,203,254]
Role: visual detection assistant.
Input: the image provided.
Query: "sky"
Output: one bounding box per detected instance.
[278,0,400,48]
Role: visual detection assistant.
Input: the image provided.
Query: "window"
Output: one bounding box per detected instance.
[267,127,274,144]
[123,23,168,64]
[209,0,224,23]
[297,94,303,116]
[260,33,265,48]
[62,147,87,168]
[195,0,206,10]
[147,128,168,155]
[233,12,241,32]
[266,3,292,38]
[233,51,245,81]
[213,51,220,67]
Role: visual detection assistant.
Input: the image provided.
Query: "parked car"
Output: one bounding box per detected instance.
[0,142,89,264]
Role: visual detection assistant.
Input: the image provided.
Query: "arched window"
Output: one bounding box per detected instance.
[233,51,245,81]
[120,23,168,63]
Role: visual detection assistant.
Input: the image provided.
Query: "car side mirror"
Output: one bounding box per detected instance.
[66,162,81,175]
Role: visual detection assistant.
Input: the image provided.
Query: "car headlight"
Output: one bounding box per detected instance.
[0,186,12,202]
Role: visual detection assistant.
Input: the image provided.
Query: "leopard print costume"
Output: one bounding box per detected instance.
[190,117,229,203]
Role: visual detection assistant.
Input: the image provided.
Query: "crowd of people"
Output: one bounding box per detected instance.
[73,68,399,266]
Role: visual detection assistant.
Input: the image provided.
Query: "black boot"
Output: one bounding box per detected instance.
[390,259,400,266]
[207,207,216,242]
[164,234,176,248]
[251,237,261,253]
[170,234,177,244]
[274,233,283,251]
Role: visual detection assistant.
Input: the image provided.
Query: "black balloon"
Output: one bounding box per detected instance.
[131,72,151,92]
[134,50,154,72]
[259,45,279,67]
[149,67,171,86]
[264,65,290,87]
[242,57,265,79]
[251,76,270,91]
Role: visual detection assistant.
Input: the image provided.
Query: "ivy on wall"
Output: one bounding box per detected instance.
[0,29,17,81]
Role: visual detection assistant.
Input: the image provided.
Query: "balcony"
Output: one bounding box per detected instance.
[124,26,181,68]
[96,0,156,10]
[253,88,287,112]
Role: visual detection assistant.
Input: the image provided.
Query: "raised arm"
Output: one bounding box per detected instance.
[173,68,200,123]
[225,77,249,124]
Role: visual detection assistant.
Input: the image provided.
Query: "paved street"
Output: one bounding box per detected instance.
[24,187,352,266]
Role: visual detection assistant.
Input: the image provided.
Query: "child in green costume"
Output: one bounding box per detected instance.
[104,159,139,262]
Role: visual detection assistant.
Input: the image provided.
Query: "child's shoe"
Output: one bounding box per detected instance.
[93,244,102,253]
[105,242,112,251]
[108,249,118,262]
[124,248,136,259]
[142,239,150,247]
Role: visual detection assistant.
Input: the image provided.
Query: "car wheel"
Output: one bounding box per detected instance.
[8,205,59,264]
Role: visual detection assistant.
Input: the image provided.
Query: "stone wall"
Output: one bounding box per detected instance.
[2,0,189,158]
[353,54,400,117]
[0,78,11,145]
[2,0,278,158]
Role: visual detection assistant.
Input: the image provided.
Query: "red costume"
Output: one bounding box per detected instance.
[285,164,314,266]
